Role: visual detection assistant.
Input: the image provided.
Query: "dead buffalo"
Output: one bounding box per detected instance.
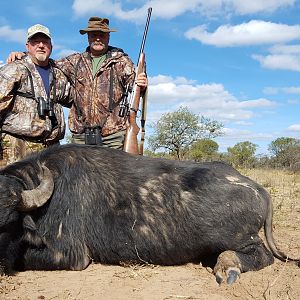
[0,144,298,284]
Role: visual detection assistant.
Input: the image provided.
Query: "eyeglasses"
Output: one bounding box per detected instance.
[28,39,51,47]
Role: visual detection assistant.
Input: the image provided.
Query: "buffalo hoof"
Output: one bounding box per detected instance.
[227,268,240,284]
[215,272,224,285]
[215,267,241,285]
[214,250,242,285]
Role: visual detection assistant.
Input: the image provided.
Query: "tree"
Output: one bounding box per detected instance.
[148,106,223,160]
[227,141,258,168]
[188,139,219,161]
[285,145,300,171]
[268,137,300,167]
[199,116,224,139]
[268,137,299,156]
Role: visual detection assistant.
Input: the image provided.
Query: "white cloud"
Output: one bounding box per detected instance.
[216,128,276,152]
[221,127,274,140]
[253,53,300,72]
[72,0,149,22]
[263,87,279,95]
[282,87,300,94]
[139,1,200,20]
[288,124,300,132]
[148,75,276,123]
[264,86,300,94]
[269,44,300,54]
[238,98,274,108]
[71,0,296,20]
[228,0,295,15]
[185,20,300,47]
[0,60,4,67]
[255,43,300,72]
[234,121,253,126]
[73,0,124,18]
[0,26,26,43]
[150,75,196,85]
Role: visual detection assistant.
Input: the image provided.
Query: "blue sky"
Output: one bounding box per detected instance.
[1,0,300,155]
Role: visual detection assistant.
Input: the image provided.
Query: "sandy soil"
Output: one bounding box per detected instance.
[1,169,299,300]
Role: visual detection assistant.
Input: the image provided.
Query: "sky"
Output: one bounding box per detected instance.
[0,0,300,155]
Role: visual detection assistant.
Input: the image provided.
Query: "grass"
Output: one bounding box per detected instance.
[240,168,300,227]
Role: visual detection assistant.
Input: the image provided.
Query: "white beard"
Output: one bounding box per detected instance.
[35,53,48,62]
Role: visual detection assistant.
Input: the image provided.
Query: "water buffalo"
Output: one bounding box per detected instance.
[0,144,298,284]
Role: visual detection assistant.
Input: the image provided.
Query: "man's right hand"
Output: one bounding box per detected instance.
[6,52,26,64]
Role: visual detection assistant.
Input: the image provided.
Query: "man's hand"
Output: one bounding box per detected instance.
[6,52,25,64]
[135,72,148,91]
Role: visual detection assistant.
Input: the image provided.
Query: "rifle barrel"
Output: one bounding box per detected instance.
[137,7,152,64]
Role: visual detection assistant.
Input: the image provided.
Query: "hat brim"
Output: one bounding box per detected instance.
[79,28,117,35]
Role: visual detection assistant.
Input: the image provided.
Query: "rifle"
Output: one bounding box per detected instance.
[123,7,152,155]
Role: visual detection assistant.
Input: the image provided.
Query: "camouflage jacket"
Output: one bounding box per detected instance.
[56,46,135,136]
[0,55,69,143]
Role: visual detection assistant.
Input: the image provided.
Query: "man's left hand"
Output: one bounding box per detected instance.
[136,72,148,91]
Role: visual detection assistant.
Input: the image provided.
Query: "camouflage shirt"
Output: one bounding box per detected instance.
[56,46,135,136]
[0,55,69,143]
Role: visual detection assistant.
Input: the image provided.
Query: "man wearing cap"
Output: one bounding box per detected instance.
[7,17,148,149]
[0,24,69,166]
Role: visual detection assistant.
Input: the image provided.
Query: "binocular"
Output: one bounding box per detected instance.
[84,127,102,145]
[37,97,55,118]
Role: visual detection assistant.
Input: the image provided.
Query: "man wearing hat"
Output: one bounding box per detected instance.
[0,24,69,166]
[57,16,148,148]
[7,17,148,149]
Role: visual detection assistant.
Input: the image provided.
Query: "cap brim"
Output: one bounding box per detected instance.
[79,28,117,35]
[27,32,51,40]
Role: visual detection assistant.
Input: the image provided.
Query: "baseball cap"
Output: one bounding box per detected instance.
[27,24,51,40]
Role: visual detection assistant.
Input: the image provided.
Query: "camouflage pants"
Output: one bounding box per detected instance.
[0,134,46,168]
[71,130,126,150]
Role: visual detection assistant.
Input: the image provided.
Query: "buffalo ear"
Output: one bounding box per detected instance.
[23,215,37,231]
[22,215,44,247]
[19,164,54,211]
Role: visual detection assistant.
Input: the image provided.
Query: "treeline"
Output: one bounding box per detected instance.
[145,107,300,171]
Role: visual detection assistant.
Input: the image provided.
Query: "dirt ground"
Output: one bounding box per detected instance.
[1,169,299,300]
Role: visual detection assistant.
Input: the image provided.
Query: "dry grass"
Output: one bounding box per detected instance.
[240,169,300,227]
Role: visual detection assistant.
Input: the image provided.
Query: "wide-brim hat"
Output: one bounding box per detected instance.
[27,24,51,40]
[79,17,117,34]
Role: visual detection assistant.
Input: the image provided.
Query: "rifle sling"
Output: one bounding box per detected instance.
[13,64,57,103]
[74,55,83,119]
[109,66,114,113]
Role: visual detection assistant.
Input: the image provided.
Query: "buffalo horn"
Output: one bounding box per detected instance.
[20,164,54,211]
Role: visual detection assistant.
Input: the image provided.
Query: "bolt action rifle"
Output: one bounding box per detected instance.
[123,7,152,155]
